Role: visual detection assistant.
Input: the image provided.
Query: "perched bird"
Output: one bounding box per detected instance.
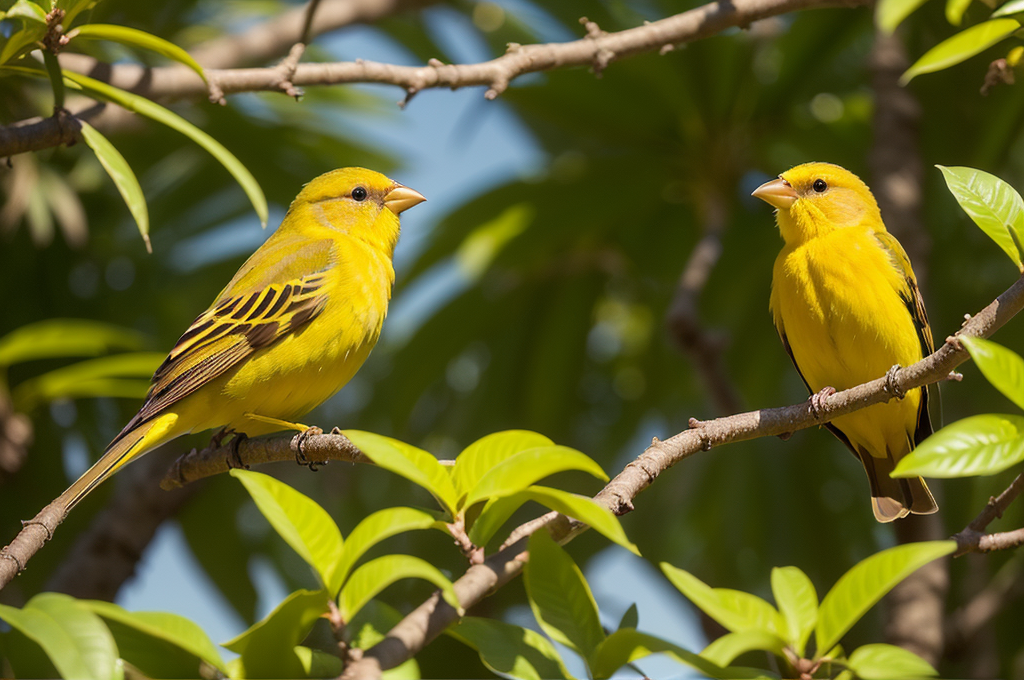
[58,168,425,511]
[753,162,937,522]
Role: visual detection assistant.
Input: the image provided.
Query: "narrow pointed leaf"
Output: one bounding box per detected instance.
[846,643,938,679]
[590,628,767,680]
[79,120,151,251]
[447,617,575,680]
[876,0,932,33]
[701,630,787,667]
[452,430,554,496]
[344,430,459,517]
[661,563,784,636]
[947,0,974,25]
[231,469,343,588]
[72,24,206,82]
[893,414,1024,477]
[13,352,163,409]
[902,20,1021,84]
[938,165,1024,270]
[0,319,143,368]
[338,554,460,621]
[771,566,818,656]
[618,603,639,631]
[464,446,608,509]
[525,530,604,661]
[961,336,1024,410]
[0,593,121,680]
[816,542,955,656]
[993,0,1024,16]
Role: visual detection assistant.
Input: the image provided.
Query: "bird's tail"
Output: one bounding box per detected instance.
[859,448,938,522]
[57,412,179,512]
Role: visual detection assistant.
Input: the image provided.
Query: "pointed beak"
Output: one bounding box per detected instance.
[384,185,426,215]
[752,177,798,210]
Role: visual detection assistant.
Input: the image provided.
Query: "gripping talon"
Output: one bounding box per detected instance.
[809,386,836,420]
[885,364,905,399]
[226,432,249,470]
[292,426,324,470]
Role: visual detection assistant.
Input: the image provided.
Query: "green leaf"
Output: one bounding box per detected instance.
[901,19,1021,83]
[294,646,343,678]
[0,1,47,65]
[660,564,784,637]
[455,203,534,279]
[330,506,443,595]
[938,165,1024,270]
[12,352,162,410]
[846,643,938,679]
[0,319,143,368]
[71,24,206,82]
[338,554,461,622]
[771,566,818,656]
[464,446,608,509]
[452,430,554,497]
[876,0,932,33]
[447,617,575,680]
[83,600,227,674]
[816,542,955,656]
[56,0,98,27]
[344,430,459,517]
[961,336,1024,410]
[590,628,759,680]
[893,414,1024,477]
[222,589,330,679]
[525,530,604,661]
[618,603,639,631]
[79,120,151,252]
[231,469,343,588]
[4,0,47,22]
[0,593,122,680]
[701,630,787,667]
[42,50,64,109]
[61,70,268,228]
[469,486,638,554]
[947,0,974,24]
[993,0,1024,17]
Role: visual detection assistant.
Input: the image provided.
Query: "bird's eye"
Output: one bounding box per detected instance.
[352,186,368,201]
[812,179,827,193]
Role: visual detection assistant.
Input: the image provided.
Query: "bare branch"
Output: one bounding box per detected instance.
[954,472,1024,556]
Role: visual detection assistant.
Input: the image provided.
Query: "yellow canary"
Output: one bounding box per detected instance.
[59,168,424,511]
[753,162,937,522]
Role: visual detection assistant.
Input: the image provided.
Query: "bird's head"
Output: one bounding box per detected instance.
[752,162,881,244]
[289,167,425,256]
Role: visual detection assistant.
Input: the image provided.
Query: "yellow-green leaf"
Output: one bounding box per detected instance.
[894,413,1024,477]
[79,120,151,251]
[901,19,1021,83]
[71,24,206,82]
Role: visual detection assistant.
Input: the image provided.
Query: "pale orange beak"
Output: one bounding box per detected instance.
[384,185,426,215]
[752,177,798,210]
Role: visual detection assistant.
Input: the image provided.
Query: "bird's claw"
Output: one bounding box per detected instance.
[292,426,325,471]
[209,427,236,450]
[226,432,249,470]
[808,386,836,420]
[884,365,905,399]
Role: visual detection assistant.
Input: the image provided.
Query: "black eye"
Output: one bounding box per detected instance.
[352,186,368,201]
[812,179,827,193]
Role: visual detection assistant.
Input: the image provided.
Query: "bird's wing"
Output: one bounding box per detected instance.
[113,266,331,441]
[873,230,935,443]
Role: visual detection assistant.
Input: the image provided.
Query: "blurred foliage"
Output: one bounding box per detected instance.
[2,0,1024,677]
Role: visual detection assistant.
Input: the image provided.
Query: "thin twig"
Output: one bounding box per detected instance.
[954,472,1024,556]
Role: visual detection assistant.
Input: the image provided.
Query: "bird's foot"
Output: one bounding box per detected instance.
[292,426,325,471]
[884,364,905,399]
[226,432,249,470]
[808,386,836,420]
[209,427,236,450]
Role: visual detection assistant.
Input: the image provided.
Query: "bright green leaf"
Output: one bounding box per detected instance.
[589,628,763,680]
[893,414,1024,477]
[4,0,47,22]
[661,564,784,637]
[12,352,162,410]
[0,319,143,368]
[330,506,444,595]
[0,1,47,65]
[846,643,938,679]
[83,600,227,674]
[618,603,638,631]
[701,630,787,668]
[469,486,638,554]
[447,616,575,680]
[771,566,818,656]
[79,120,151,252]
[902,19,1021,83]
[338,554,461,622]
[816,542,955,656]
[0,593,122,680]
[525,530,604,661]
[876,0,932,33]
[947,0,974,24]
[452,429,554,497]
[72,24,206,82]
[231,469,343,588]
[294,646,343,678]
[464,446,608,509]
[961,336,1024,410]
[938,165,1024,270]
[344,430,459,517]
[993,0,1024,16]
[61,70,268,228]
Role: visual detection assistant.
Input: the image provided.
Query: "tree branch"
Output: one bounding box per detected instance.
[2,0,868,157]
[953,472,1024,556]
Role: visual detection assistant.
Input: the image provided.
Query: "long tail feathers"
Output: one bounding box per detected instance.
[859,448,937,522]
[56,413,179,512]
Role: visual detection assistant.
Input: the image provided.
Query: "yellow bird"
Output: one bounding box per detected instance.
[58,168,424,511]
[753,162,937,522]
